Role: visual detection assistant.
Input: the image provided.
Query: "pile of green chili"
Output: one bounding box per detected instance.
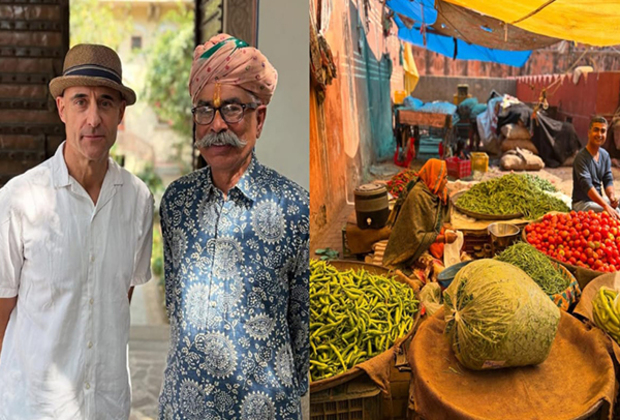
[455,173,569,219]
[494,242,570,295]
[522,173,557,193]
[309,259,419,381]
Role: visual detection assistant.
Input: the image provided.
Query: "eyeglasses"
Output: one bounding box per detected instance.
[191,102,259,125]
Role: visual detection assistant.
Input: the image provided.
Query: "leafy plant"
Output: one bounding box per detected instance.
[315,248,340,261]
[151,223,164,278]
[70,0,133,48]
[136,163,165,197]
[142,7,195,140]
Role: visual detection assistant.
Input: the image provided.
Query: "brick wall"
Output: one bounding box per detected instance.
[0,0,68,187]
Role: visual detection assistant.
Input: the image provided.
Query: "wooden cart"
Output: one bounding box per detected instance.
[394,108,455,162]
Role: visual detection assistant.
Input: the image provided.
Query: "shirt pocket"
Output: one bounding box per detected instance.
[99,210,138,302]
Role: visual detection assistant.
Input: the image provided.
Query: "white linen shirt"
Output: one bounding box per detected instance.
[0,142,153,420]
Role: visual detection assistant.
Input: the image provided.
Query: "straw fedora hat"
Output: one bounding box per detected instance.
[49,44,136,105]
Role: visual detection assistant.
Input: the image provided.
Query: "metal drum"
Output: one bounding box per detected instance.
[354,183,389,230]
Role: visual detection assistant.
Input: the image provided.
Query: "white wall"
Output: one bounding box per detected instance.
[256,0,309,191]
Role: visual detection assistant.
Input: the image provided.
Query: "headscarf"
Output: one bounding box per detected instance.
[416,158,448,204]
[189,33,278,105]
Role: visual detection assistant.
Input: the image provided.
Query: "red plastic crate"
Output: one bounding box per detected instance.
[445,157,471,179]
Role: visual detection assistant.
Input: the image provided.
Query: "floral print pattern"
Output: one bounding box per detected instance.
[158,155,309,420]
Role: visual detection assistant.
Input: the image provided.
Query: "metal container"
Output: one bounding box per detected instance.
[354,183,389,230]
[488,222,520,255]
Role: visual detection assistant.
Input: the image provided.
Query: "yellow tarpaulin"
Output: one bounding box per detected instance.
[444,0,620,46]
[403,42,419,94]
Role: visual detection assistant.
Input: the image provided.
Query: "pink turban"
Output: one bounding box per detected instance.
[189,33,278,105]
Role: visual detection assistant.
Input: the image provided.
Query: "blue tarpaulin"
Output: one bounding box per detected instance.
[387,0,532,67]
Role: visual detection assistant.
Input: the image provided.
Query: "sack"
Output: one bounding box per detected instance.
[500,148,544,171]
[482,137,501,155]
[500,123,531,140]
[501,138,538,154]
[500,153,523,170]
[443,259,560,370]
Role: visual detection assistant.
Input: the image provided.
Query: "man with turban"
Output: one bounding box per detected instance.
[157,34,309,420]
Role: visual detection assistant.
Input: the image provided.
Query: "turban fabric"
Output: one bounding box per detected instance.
[189,33,278,105]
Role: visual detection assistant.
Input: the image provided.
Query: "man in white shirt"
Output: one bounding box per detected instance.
[0,44,153,419]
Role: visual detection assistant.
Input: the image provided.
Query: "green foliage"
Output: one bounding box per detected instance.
[136,163,165,197]
[70,0,133,49]
[151,223,164,278]
[315,248,340,260]
[143,7,195,140]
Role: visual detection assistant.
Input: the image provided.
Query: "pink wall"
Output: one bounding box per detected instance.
[516,72,620,142]
[311,0,404,244]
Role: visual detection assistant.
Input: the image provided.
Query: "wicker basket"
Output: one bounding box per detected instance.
[310,260,417,420]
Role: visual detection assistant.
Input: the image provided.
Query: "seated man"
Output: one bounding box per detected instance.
[572,115,620,218]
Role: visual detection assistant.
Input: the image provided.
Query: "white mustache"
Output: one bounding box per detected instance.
[195,131,247,149]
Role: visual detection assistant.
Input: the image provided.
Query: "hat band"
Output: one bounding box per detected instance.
[64,64,122,85]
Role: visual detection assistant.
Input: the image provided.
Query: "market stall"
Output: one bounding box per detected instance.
[317,163,620,419]
[310,0,620,418]
[394,102,457,164]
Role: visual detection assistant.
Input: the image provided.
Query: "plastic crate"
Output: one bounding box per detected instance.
[310,376,382,420]
[445,157,471,179]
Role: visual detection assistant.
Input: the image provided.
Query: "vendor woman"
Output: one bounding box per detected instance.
[383,158,457,268]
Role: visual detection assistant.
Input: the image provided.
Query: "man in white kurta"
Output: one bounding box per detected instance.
[0,44,153,419]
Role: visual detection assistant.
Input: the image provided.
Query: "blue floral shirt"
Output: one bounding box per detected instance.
[158,155,309,420]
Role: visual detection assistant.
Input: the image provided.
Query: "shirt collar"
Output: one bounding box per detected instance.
[204,152,261,203]
[52,141,124,189]
[235,153,261,202]
[51,142,71,188]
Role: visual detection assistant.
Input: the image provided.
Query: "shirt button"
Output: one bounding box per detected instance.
[88,341,93,349]
[90,255,95,263]
[210,302,216,308]
[89,298,94,305]
[85,382,90,390]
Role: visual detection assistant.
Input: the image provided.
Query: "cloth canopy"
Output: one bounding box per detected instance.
[444,0,620,47]
[433,0,560,51]
[387,0,542,67]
